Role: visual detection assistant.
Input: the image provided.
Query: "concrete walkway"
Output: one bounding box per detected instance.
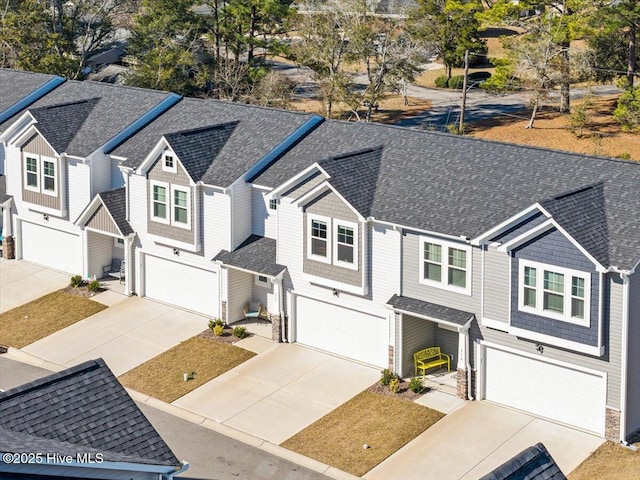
[23,296,207,376]
[364,401,604,480]
[0,259,69,313]
[174,343,380,445]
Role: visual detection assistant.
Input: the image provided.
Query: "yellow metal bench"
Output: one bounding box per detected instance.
[414,347,450,377]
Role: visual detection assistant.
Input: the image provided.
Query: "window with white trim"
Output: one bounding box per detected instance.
[419,237,471,294]
[518,260,590,326]
[309,215,330,262]
[334,221,358,269]
[163,153,177,173]
[151,182,169,223]
[307,215,359,269]
[172,186,190,228]
[24,155,57,195]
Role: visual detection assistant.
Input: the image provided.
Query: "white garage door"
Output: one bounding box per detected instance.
[144,255,219,317]
[21,221,81,274]
[296,296,388,367]
[484,346,606,435]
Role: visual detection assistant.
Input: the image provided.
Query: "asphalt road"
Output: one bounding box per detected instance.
[0,356,331,480]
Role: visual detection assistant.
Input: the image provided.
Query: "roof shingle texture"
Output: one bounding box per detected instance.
[98,187,133,235]
[214,234,285,276]
[113,97,313,187]
[0,69,58,122]
[0,359,180,467]
[387,294,474,326]
[252,120,640,270]
[0,80,171,157]
[478,442,566,480]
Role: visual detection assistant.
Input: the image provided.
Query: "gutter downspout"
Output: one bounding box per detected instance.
[166,461,189,479]
[620,272,630,443]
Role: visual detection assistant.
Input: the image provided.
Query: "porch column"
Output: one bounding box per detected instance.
[81,228,89,279]
[124,235,134,296]
[456,325,471,400]
[220,266,228,324]
[273,276,284,343]
[1,201,15,259]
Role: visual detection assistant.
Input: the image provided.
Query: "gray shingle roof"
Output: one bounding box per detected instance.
[387,294,475,326]
[98,187,133,236]
[478,442,566,480]
[252,120,640,270]
[0,69,60,125]
[214,234,285,276]
[112,98,313,187]
[0,80,172,157]
[0,358,180,467]
[0,175,11,203]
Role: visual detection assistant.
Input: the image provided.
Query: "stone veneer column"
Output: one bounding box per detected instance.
[271,314,282,342]
[2,237,15,259]
[605,408,621,442]
[388,345,395,372]
[457,368,468,399]
[221,301,227,323]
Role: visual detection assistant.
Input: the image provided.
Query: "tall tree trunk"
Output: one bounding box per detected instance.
[628,22,636,87]
[527,92,540,129]
[248,5,256,63]
[559,42,570,113]
[213,0,220,61]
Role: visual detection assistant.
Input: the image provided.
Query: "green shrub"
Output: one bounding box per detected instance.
[213,324,224,336]
[617,152,632,160]
[208,318,224,330]
[87,279,100,293]
[70,275,84,288]
[448,75,465,89]
[434,75,449,88]
[380,368,397,386]
[233,326,248,339]
[389,377,400,394]
[409,376,423,394]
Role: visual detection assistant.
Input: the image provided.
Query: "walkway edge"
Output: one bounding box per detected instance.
[127,387,363,480]
[4,347,66,372]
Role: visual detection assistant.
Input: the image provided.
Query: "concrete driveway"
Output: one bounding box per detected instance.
[364,401,604,480]
[174,343,379,445]
[23,296,206,376]
[0,259,69,313]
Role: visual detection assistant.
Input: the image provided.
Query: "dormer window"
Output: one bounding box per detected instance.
[307,215,358,270]
[163,153,177,173]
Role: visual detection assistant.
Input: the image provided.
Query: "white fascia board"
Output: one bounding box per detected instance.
[74,194,103,227]
[269,163,325,198]
[497,219,555,252]
[369,217,471,244]
[0,111,36,143]
[388,306,473,330]
[470,203,543,246]
[110,154,128,162]
[293,181,364,221]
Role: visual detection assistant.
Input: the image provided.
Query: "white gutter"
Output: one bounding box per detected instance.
[620,272,630,443]
[366,216,471,244]
[166,461,190,479]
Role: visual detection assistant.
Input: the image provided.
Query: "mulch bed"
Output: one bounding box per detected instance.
[198,327,250,345]
[367,380,430,401]
[63,285,106,298]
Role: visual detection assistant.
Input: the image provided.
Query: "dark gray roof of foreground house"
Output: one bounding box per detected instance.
[252,120,640,270]
[0,69,61,124]
[0,358,180,467]
[478,442,566,480]
[387,294,475,326]
[98,187,133,235]
[214,234,286,276]
[0,80,173,157]
[112,97,314,187]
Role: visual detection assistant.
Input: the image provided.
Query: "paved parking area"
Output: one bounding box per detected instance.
[174,343,380,445]
[0,260,69,313]
[23,296,207,376]
[364,400,604,480]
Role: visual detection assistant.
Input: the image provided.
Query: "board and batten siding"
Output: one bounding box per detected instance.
[476,272,623,408]
[231,182,252,249]
[87,231,113,279]
[402,232,481,314]
[22,133,56,157]
[227,268,253,323]
[483,246,510,324]
[625,270,640,435]
[21,134,61,210]
[86,204,119,236]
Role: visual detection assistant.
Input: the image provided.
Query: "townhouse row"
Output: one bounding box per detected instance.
[1,68,640,443]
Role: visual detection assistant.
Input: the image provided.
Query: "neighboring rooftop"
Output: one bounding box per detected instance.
[387,294,475,326]
[0,80,174,157]
[214,234,286,276]
[0,358,180,467]
[0,69,62,126]
[478,442,567,480]
[112,97,314,187]
[252,120,640,270]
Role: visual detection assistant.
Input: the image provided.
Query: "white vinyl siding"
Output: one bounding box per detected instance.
[87,231,114,280]
[231,182,252,250]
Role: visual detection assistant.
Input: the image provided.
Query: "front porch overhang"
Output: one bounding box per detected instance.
[386,294,474,330]
[213,234,286,279]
